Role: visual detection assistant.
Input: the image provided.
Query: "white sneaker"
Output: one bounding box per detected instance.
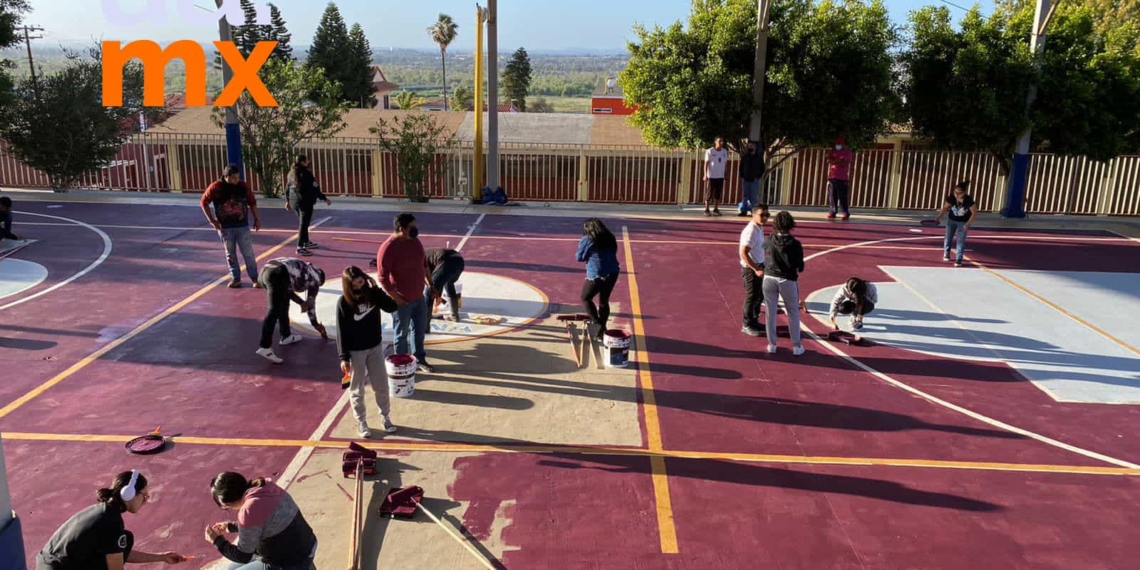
[767,344,778,354]
[256,348,283,364]
[357,422,372,438]
[382,416,397,433]
[793,346,806,356]
[280,334,302,346]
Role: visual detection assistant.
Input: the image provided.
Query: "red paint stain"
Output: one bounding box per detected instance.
[336,483,354,502]
[292,470,328,484]
[459,499,500,542]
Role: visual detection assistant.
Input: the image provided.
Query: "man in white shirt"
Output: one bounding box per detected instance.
[739,205,769,336]
[704,136,729,216]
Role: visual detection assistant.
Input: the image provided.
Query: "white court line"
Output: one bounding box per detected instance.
[0,213,113,312]
[278,213,486,489]
[802,238,1140,469]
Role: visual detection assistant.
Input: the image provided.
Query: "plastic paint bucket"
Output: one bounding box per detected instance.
[385,354,417,398]
[602,329,632,368]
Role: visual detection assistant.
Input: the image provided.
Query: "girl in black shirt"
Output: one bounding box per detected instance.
[935,181,978,267]
[37,470,185,570]
[285,155,331,256]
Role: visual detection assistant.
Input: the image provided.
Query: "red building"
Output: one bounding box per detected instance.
[590,78,634,116]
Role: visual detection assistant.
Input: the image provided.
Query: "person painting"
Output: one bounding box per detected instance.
[377,213,436,373]
[825,137,853,220]
[576,218,621,336]
[936,181,978,267]
[739,204,769,337]
[425,247,466,322]
[284,155,331,257]
[763,211,806,356]
[36,470,185,569]
[255,257,328,364]
[200,165,262,289]
[829,277,878,331]
[737,141,765,216]
[207,472,317,570]
[0,196,21,245]
[703,136,728,217]
[337,266,399,438]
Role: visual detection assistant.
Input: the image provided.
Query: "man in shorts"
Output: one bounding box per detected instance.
[704,136,728,216]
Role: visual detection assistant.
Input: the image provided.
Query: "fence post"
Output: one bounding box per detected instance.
[167,141,183,192]
[677,151,693,205]
[371,149,383,197]
[887,140,902,209]
[577,148,589,202]
[1096,158,1120,216]
[779,155,794,205]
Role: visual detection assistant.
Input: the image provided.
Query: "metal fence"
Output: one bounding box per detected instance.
[2,133,1138,216]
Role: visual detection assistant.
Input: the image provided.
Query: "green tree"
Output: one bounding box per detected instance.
[900,6,1034,169]
[370,113,454,202]
[622,0,897,159]
[268,3,294,62]
[346,23,376,107]
[0,0,30,115]
[0,53,146,190]
[427,14,459,111]
[395,90,424,110]
[451,85,474,111]
[307,2,351,102]
[212,59,349,197]
[529,96,554,113]
[502,47,532,111]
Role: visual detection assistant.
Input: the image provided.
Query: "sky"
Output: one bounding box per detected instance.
[29,0,988,51]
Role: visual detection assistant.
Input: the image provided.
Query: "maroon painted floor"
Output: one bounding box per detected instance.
[2,200,1138,569]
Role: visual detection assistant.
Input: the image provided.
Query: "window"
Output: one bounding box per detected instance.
[593,108,613,114]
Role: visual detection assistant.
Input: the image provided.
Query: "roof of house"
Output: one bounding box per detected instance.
[419,99,520,113]
[593,78,624,98]
[371,66,399,93]
[150,106,646,146]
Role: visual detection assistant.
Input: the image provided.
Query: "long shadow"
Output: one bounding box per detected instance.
[465,259,582,274]
[0,337,57,351]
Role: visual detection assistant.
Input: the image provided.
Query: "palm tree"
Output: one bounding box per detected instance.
[395,90,424,110]
[427,14,459,111]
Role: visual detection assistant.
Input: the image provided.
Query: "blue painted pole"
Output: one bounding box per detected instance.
[1001,0,1051,218]
[216,2,244,179]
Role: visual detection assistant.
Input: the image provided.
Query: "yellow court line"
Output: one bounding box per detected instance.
[621,226,679,554]
[6,431,1140,477]
[966,256,1140,356]
[0,219,329,419]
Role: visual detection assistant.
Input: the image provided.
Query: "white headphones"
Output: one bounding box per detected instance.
[120,470,140,502]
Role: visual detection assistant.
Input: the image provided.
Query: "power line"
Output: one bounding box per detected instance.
[19,25,44,92]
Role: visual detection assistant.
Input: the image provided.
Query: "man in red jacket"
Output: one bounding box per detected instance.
[376,213,437,373]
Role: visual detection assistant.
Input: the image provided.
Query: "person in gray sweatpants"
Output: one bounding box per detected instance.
[762,211,806,356]
[337,266,399,438]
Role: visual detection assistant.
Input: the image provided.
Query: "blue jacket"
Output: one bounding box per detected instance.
[576,236,620,280]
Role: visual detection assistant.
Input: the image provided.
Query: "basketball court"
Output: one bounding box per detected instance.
[1,196,1138,568]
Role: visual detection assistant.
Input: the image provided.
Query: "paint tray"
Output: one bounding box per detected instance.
[343,442,378,478]
[379,486,424,519]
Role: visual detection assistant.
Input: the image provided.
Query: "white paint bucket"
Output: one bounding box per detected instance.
[602,329,632,368]
[385,354,417,398]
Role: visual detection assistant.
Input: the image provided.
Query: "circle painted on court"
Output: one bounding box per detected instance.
[0,258,49,301]
[289,271,548,344]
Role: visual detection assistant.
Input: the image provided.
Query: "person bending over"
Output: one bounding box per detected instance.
[207,472,317,570]
[829,277,878,331]
[256,257,327,364]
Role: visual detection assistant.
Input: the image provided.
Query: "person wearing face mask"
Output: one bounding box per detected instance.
[37,470,186,570]
[825,137,853,220]
[737,141,766,216]
[377,213,437,373]
[337,266,399,437]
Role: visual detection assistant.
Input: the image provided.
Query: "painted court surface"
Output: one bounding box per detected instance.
[1,199,1139,569]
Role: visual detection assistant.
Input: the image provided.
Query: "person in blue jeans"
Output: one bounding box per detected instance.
[737,141,765,215]
[200,165,263,288]
[377,213,436,373]
[576,218,621,337]
[935,181,978,267]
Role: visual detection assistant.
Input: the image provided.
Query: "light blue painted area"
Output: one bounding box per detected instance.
[0,257,48,301]
[806,267,1140,405]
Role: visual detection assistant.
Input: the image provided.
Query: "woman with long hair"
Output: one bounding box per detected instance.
[285,155,331,257]
[36,470,185,569]
[337,265,399,438]
[828,276,878,331]
[575,218,621,335]
[207,472,317,570]
[762,211,806,355]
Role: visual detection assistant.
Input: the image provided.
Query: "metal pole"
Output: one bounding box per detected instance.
[21,26,43,96]
[1003,0,1052,218]
[474,5,485,195]
[216,1,244,180]
[486,0,500,191]
[748,0,770,144]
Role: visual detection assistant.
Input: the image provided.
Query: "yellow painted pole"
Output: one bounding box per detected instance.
[473,5,485,196]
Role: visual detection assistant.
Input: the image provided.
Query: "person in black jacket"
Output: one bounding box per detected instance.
[737,141,766,216]
[285,155,331,257]
[337,265,399,438]
[762,211,806,356]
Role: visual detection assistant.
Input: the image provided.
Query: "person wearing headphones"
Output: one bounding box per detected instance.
[36,470,185,569]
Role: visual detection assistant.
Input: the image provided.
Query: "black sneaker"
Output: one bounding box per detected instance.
[368,258,378,268]
[741,325,763,337]
[418,361,436,373]
[303,242,320,249]
[955,260,964,267]
[296,247,312,257]
[942,251,950,261]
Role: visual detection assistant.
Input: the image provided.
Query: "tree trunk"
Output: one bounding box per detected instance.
[441,47,449,112]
